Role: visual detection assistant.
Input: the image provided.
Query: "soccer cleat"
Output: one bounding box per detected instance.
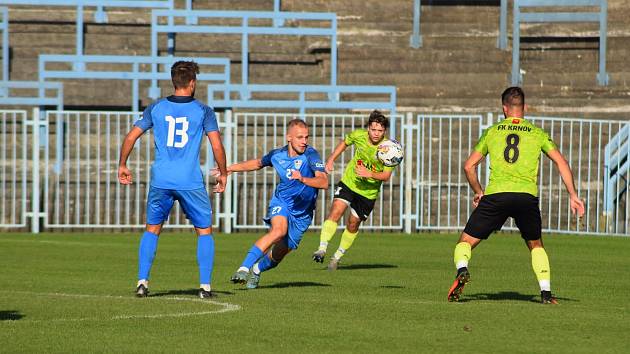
[230,269,249,284]
[135,284,149,298]
[327,257,339,271]
[312,249,326,263]
[447,267,471,302]
[198,288,215,299]
[541,291,559,305]
[246,272,261,289]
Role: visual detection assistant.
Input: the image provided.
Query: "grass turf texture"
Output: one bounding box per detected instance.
[0,232,628,353]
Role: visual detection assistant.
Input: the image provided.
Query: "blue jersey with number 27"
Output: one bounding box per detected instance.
[261,145,326,217]
[134,96,218,190]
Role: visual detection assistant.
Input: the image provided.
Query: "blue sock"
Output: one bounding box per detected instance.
[240,245,264,269]
[197,234,215,285]
[138,231,159,281]
[257,253,279,273]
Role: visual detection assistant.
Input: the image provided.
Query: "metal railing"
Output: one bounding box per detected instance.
[1,109,627,236]
[0,110,27,228]
[207,84,398,134]
[0,7,7,84]
[0,1,175,61]
[39,55,231,111]
[151,10,338,90]
[603,124,629,224]
[410,0,508,49]
[404,113,629,235]
[0,81,63,109]
[41,110,232,231]
[230,113,404,231]
[511,0,609,86]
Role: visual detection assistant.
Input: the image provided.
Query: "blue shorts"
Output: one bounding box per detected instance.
[146,186,213,228]
[263,197,313,250]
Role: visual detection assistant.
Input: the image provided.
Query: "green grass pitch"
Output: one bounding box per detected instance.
[0,231,628,353]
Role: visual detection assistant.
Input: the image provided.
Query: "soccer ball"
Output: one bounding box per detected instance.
[376,139,404,167]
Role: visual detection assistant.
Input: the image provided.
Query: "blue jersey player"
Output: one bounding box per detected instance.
[118,61,228,299]
[225,119,328,289]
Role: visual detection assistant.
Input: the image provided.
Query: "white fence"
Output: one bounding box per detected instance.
[0,109,628,235]
[406,114,630,235]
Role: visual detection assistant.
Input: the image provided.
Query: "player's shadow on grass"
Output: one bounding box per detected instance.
[0,310,23,321]
[256,281,331,289]
[461,291,576,303]
[151,289,235,297]
[323,263,398,271]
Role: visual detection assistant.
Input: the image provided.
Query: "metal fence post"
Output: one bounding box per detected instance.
[30,107,41,233]
[223,109,233,233]
[410,0,422,48]
[597,0,609,85]
[404,112,414,233]
[497,0,508,49]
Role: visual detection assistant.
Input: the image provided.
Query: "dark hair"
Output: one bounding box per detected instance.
[171,61,199,89]
[288,118,309,130]
[366,110,389,130]
[501,86,525,107]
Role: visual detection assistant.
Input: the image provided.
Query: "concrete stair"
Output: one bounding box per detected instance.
[0,0,629,117]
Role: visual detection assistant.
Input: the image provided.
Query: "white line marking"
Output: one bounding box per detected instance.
[0,290,241,322]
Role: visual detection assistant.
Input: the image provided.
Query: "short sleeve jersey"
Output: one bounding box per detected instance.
[134,96,219,190]
[261,145,326,217]
[340,129,395,200]
[474,117,557,197]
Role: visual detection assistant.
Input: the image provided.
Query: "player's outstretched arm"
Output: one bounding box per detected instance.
[547,149,585,217]
[227,158,264,173]
[325,139,349,173]
[463,151,485,207]
[207,131,228,193]
[118,126,144,185]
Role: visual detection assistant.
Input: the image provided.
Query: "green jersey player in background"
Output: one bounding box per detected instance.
[447,87,585,304]
[312,110,397,270]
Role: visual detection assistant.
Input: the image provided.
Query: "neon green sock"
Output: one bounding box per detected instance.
[453,242,472,269]
[333,229,358,260]
[318,219,338,251]
[531,247,551,291]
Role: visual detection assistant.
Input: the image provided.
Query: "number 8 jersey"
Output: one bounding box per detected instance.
[134,96,219,190]
[474,117,557,197]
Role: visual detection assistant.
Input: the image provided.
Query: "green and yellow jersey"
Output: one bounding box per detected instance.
[474,117,557,197]
[340,129,396,200]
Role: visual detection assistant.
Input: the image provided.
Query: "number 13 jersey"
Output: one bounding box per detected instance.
[135,95,219,190]
[474,117,557,197]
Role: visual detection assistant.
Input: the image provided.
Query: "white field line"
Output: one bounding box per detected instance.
[0,290,241,322]
[0,238,125,247]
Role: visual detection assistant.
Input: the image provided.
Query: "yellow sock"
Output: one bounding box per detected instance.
[453,242,472,269]
[318,219,338,251]
[333,229,358,260]
[531,247,551,291]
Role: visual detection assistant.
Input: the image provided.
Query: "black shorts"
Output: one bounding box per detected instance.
[463,192,542,241]
[334,181,376,221]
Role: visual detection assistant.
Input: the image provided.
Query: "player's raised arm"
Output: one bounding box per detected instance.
[546,149,585,217]
[118,126,144,185]
[325,139,348,173]
[227,158,264,173]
